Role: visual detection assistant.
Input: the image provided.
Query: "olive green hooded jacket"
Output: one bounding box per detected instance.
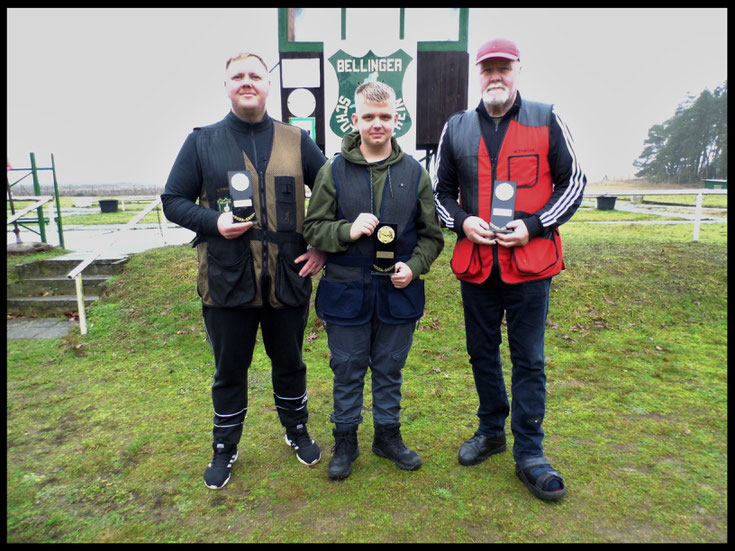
[303,131,443,280]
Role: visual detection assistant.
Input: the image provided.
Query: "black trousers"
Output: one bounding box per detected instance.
[202,302,310,446]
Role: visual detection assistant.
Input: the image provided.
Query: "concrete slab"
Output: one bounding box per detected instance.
[7,318,78,340]
[7,223,196,256]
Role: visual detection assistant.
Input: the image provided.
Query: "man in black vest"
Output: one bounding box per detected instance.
[304,82,444,480]
[162,53,327,490]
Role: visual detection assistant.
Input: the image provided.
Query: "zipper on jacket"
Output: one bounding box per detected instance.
[490,154,500,266]
[251,128,270,287]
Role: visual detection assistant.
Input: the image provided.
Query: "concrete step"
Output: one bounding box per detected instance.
[7,275,110,297]
[7,294,99,315]
[7,256,128,317]
[14,256,129,278]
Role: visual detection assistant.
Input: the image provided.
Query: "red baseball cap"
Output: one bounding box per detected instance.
[476,38,520,64]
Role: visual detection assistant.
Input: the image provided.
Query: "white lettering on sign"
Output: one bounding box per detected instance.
[336,58,404,73]
[334,95,353,132]
[395,98,407,131]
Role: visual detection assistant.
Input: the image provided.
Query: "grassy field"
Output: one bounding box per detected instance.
[6,215,728,542]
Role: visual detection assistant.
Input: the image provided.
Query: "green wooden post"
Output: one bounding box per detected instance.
[29,152,47,243]
[51,154,65,249]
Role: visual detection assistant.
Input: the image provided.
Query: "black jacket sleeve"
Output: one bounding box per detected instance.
[161,131,221,237]
[433,115,471,239]
[533,109,587,233]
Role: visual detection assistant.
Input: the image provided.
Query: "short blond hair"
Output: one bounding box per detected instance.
[355,81,396,105]
[225,52,268,71]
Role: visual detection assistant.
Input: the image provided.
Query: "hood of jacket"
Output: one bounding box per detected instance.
[341,130,404,168]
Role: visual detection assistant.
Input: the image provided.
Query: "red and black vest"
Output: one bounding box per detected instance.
[446,100,565,284]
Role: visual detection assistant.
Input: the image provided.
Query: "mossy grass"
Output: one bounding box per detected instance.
[6,219,727,543]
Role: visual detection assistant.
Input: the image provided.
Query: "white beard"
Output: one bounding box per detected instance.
[482,85,510,108]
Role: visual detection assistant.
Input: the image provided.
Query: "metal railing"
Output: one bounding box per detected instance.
[7,153,65,247]
[6,195,54,225]
[582,188,727,242]
[66,195,168,335]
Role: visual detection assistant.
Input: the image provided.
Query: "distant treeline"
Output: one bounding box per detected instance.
[10,182,163,197]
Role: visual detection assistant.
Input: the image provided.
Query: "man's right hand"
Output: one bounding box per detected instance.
[217,211,253,239]
[462,216,496,245]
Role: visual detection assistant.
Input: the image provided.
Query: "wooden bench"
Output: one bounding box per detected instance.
[582,188,727,242]
[116,196,158,211]
[584,188,727,210]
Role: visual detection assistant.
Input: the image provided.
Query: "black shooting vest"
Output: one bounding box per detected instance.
[314,154,426,325]
[194,119,310,308]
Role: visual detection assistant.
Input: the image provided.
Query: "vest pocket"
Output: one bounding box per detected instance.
[511,230,560,275]
[275,176,297,232]
[507,154,539,188]
[316,279,365,320]
[450,238,483,279]
[315,263,365,321]
[274,242,312,307]
[383,279,425,321]
[206,236,256,307]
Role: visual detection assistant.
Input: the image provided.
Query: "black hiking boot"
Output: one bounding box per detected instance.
[372,423,422,471]
[328,425,359,480]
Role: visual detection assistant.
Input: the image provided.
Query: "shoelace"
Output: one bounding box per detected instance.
[290,430,313,449]
[211,451,235,467]
[331,433,355,453]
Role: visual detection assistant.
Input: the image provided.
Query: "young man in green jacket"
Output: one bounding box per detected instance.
[303,81,444,480]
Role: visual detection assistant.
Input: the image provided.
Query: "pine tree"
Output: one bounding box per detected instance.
[634,82,727,183]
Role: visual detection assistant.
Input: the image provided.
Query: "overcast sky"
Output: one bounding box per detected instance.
[7,8,727,189]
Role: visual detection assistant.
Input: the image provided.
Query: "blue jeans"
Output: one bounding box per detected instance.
[325,316,416,427]
[460,268,551,462]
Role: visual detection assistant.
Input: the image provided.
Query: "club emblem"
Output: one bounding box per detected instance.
[328,49,413,138]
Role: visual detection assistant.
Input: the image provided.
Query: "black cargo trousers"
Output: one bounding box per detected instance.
[202,300,310,447]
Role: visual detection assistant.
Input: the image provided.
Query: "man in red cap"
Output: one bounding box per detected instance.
[434,38,587,501]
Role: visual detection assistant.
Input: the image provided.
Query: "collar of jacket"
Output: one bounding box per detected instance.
[225,110,273,133]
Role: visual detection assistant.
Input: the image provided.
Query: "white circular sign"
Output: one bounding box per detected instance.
[287,88,317,118]
[495,182,514,201]
[231,173,250,192]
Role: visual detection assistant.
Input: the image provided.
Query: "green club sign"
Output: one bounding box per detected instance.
[328,49,413,138]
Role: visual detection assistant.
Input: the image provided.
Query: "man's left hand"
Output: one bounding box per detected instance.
[495,219,530,248]
[295,248,326,277]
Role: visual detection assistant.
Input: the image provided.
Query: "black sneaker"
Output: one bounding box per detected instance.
[285,424,322,466]
[203,442,238,490]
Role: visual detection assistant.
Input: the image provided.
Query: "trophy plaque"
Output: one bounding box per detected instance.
[228,170,256,223]
[371,223,398,276]
[489,180,517,233]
